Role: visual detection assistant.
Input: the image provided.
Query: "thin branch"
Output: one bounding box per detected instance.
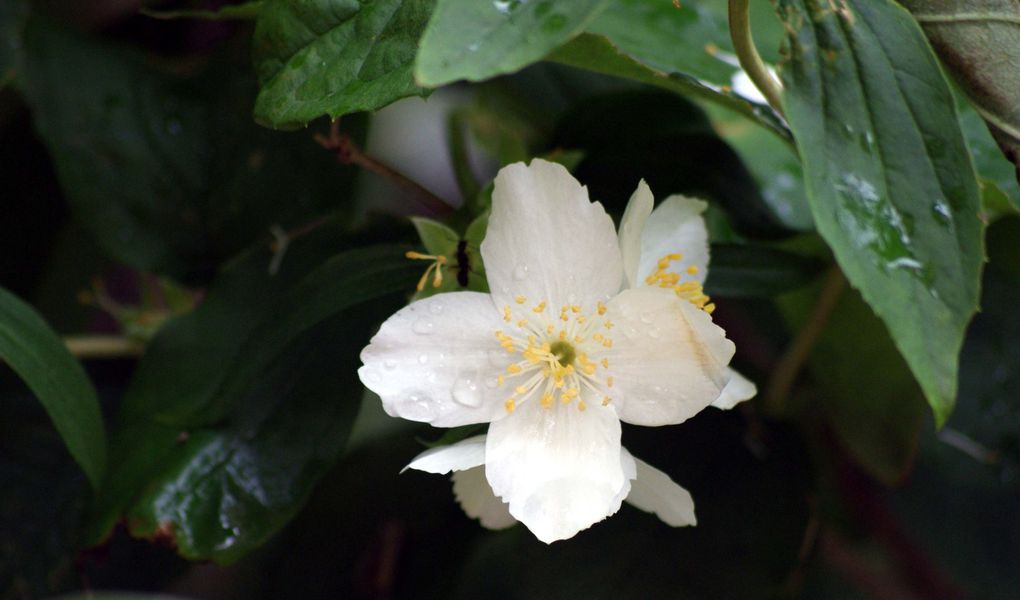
[314,120,453,217]
[65,335,143,359]
[728,0,786,118]
[764,266,846,415]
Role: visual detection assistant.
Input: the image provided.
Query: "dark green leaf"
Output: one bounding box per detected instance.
[0,286,105,490]
[16,22,362,280]
[90,244,420,562]
[901,0,1020,185]
[415,0,609,86]
[140,1,263,20]
[252,0,433,129]
[776,0,984,425]
[705,244,824,298]
[959,99,1020,210]
[0,0,27,87]
[547,33,791,142]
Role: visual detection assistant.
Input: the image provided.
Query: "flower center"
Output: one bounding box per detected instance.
[645,253,716,314]
[493,297,615,414]
[549,340,576,367]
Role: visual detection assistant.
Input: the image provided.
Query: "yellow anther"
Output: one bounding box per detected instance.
[582,363,596,375]
[576,315,587,324]
[645,274,659,285]
[517,319,528,327]
[554,377,565,388]
[657,257,671,270]
[593,333,604,342]
[559,330,567,341]
[541,393,554,408]
[507,364,522,374]
[601,358,609,369]
[571,304,581,313]
[532,301,546,313]
[577,401,587,412]
[597,301,607,316]
[602,396,612,406]
[497,375,505,386]
[687,265,699,275]
[560,313,569,322]
[574,335,584,344]
[515,385,529,395]
[602,338,613,348]
[607,376,614,387]
[504,399,516,413]
[515,295,526,304]
[503,305,511,322]
[669,253,683,260]
[705,303,716,314]
[546,324,555,334]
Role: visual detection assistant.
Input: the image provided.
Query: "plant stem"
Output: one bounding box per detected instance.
[764,266,846,414]
[314,121,453,217]
[728,0,786,118]
[65,335,143,359]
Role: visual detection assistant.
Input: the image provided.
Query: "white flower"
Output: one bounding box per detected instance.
[359,159,753,543]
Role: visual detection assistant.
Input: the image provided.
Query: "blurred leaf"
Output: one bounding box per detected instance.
[705,244,823,299]
[252,0,433,129]
[411,217,459,257]
[553,90,792,238]
[0,286,105,490]
[777,0,984,425]
[90,243,420,562]
[141,1,263,20]
[0,0,27,87]
[901,0,1020,185]
[415,0,608,86]
[17,21,363,281]
[547,33,791,142]
[959,100,1020,210]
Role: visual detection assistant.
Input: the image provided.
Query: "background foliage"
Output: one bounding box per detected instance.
[1,0,1018,598]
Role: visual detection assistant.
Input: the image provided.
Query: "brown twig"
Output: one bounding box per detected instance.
[314,120,452,217]
[764,266,847,415]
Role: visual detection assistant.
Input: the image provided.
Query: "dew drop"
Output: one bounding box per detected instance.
[413,318,435,335]
[513,263,530,280]
[453,377,483,407]
[400,392,434,420]
[429,302,444,315]
[383,360,397,371]
[418,354,429,365]
[484,376,500,389]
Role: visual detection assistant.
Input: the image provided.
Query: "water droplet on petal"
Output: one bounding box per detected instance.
[429,302,444,315]
[418,354,429,365]
[453,376,483,407]
[400,392,435,420]
[383,360,397,371]
[484,376,499,389]
[413,318,435,335]
[513,263,529,281]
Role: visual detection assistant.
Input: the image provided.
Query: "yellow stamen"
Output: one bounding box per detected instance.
[505,399,516,413]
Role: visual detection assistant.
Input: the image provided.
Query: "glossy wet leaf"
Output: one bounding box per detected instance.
[547,33,790,142]
[0,286,106,490]
[16,22,364,281]
[415,0,608,86]
[252,0,433,129]
[901,0,1020,185]
[705,244,824,299]
[776,0,984,425]
[89,244,420,562]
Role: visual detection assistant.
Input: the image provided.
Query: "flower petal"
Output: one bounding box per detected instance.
[359,292,510,427]
[619,180,654,289]
[637,195,710,286]
[403,435,487,474]
[452,466,518,530]
[484,397,627,543]
[711,367,757,410]
[605,287,734,426]
[624,453,697,527]
[481,159,624,310]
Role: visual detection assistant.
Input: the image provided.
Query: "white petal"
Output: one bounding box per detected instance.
[637,195,710,286]
[452,466,518,530]
[403,435,486,474]
[711,367,757,410]
[359,292,510,427]
[619,180,654,289]
[484,397,627,544]
[481,159,624,310]
[625,453,697,527]
[605,287,734,426]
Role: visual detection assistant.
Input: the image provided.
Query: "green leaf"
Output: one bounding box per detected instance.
[140,1,263,20]
[16,22,363,280]
[0,0,27,87]
[901,0,1020,186]
[252,0,434,129]
[705,244,824,298]
[547,33,791,142]
[411,217,460,257]
[0,287,105,490]
[776,0,985,425]
[90,244,420,562]
[959,99,1020,210]
[415,0,609,86]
